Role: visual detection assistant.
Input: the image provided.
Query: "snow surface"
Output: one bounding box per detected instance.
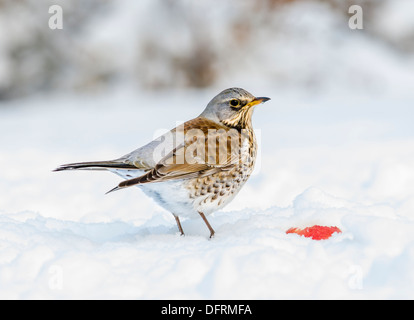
[1,86,414,299]
[1,0,414,299]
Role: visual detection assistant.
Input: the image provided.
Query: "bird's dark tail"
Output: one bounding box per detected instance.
[53,160,137,172]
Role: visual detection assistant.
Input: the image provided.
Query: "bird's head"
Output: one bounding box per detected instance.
[200,87,270,130]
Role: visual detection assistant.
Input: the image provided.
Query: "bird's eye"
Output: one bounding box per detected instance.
[229,99,240,107]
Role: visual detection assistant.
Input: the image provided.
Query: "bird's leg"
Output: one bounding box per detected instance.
[174,215,185,236]
[198,211,215,238]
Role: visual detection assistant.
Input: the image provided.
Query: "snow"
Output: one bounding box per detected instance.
[2,186,414,299]
[1,88,414,299]
[1,0,414,299]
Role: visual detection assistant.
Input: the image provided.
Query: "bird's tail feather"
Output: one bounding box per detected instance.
[53,160,137,172]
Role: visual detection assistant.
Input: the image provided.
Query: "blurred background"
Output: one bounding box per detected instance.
[1,0,413,100]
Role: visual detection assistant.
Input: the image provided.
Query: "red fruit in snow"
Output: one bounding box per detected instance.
[286,225,341,240]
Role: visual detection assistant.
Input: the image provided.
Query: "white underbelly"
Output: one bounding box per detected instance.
[139,180,197,218]
[109,168,197,218]
[140,179,242,218]
[109,168,240,219]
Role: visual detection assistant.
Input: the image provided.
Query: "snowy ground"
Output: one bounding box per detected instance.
[1,84,414,299]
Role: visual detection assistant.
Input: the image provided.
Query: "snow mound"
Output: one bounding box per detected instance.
[1,187,414,299]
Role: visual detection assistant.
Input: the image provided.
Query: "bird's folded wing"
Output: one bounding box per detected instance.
[109,117,243,192]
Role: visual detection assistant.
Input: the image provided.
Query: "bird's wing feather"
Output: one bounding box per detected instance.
[53,159,149,172]
[108,117,242,192]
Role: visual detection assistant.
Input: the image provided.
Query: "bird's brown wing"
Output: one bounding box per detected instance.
[108,117,244,192]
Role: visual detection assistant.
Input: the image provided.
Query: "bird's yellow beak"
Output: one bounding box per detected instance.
[246,97,271,107]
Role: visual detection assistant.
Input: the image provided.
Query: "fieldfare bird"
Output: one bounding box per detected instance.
[54,88,270,237]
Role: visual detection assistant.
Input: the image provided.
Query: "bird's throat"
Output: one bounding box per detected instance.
[221,108,254,131]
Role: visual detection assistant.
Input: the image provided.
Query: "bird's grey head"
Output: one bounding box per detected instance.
[200,88,270,130]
